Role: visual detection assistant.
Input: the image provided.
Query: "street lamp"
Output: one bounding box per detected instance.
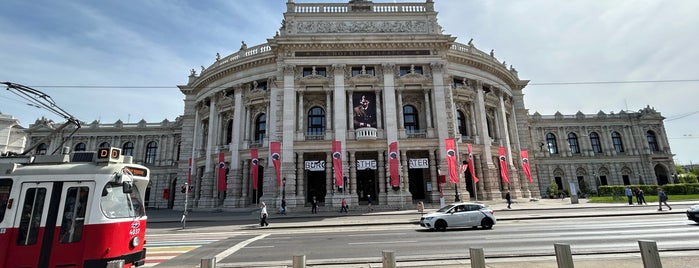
[282,177,286,198]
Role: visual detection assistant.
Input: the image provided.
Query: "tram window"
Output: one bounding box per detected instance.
[60,187,88,243]
[17,187,46,246]
[100,182,144,218]
[0,179,13,222]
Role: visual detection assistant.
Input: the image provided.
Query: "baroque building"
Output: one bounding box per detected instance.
[19,0,675,210]
[529,107,675,197]
[0,112,26,155]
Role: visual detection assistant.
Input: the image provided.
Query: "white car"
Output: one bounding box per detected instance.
[420,202,496,231]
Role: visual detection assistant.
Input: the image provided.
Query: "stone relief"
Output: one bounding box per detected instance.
[296,20,429,34]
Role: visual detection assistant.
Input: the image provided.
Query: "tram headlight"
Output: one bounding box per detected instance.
[130,236,141,248]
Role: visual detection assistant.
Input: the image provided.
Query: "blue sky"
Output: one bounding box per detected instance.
[1,0,698,164]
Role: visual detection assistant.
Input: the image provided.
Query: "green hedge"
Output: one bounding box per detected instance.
[599,183,699,196]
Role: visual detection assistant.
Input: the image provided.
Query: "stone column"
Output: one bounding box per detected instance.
[225,88,245,207]
[423,89,433,129]
[375,90,383,129]
[381,64,398,142]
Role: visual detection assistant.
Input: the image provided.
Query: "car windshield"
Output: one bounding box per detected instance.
[436,205,456,213]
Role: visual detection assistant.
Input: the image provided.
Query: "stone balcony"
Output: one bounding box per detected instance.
[355,127,377,140]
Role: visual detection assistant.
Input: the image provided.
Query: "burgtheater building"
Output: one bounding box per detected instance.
[21,0,676,210]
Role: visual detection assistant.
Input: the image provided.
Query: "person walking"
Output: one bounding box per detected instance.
[311,196,318,214]
[624,186,634,205]
[340,198,348,213]
[280,198,287,215]
[367,194,373,212]
[505,191,512,209]
[638,189,648,205]
[657,188,671,211]
[259,202,269,227]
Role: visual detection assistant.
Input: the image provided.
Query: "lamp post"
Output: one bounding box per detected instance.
[282,177,286,199]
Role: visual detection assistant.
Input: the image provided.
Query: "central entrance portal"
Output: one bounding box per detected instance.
[307,171,326,204]
[356,169,377,204]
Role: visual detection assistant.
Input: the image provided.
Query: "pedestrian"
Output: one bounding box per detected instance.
[657,188,671,211]
[634,188,642,205]
[505,191,512,209]
[311,196,318,214]
[340,198,348,213]
[367,194,373,212]
[259,202,269,227]
[280,198,287,215]
[625,186,633,205]
[638,189,648,205]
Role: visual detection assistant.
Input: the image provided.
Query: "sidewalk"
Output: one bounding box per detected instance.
[145,198,697,228]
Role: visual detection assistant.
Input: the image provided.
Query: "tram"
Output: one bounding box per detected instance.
[0,147,150,267]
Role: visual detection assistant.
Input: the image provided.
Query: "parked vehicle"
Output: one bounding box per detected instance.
[687,205,699,223]
[419,202,496,231]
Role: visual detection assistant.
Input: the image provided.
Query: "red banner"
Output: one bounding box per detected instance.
[332,140,344,188]
[271,141,282,187]
[251,149,259,190]
[521,150,533,183]
[468,144,479,184]
[389,141,399,187]
[218,152,226,192]
[499,146,510,184]
[445,138,458,184]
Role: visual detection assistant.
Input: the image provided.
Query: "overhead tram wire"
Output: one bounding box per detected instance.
[20,78,699,89]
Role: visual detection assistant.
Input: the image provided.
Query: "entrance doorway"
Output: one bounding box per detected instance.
[307,171,326,204]
[251,166,264,204]
[357,169,377,204]
[408,168,426,200]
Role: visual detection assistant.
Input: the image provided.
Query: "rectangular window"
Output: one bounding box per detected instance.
[399,65,423,76]
[60,187,89,243]
[18,187,47,245]
[0,179,13,223]
[351,66,375,76]
[302,67,327,77]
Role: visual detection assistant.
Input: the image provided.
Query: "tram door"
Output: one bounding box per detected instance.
[7,182,93,268]
[307,171,326,204]
[356,169,377,204]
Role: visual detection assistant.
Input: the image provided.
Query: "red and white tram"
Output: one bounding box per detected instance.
[0,147,149,267]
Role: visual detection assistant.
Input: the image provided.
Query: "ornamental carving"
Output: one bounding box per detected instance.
[296,20,429,34]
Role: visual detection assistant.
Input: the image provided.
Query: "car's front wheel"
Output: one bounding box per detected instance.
[481,218,494,230]
[435,220,447,231]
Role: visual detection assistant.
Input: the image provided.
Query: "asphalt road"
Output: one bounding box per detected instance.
[144,207,699,267]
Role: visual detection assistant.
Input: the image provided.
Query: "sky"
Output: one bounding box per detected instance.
[1,0,697,165]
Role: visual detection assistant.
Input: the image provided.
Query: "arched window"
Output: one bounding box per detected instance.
[144,141,158,164]
[74,143,86,152]
[589,132,602,153]
[646,130,659,152]
[99,142,110,149]
[254,114,266,144]
[457,110,467,136]
[36,143,48,155]
[612,131,624,153]
[122,142,134,156]
[403,105,419,132]
[567,133,580,154]
[546,133,558,154]
[307,106,326,136]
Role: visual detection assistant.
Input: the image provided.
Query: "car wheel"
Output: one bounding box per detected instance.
[435,220,447,231]
[481,218,493,230]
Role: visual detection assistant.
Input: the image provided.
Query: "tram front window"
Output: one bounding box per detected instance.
[100,182,145,218]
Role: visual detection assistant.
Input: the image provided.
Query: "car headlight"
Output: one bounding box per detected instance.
[424,217,434,220]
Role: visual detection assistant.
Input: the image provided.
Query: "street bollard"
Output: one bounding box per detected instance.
[469,247,486,268]
[106,259,124,268]
[293,255,306,268]
[638,240,663,268]
[382,250,396,268]
[554,243,574,268]
[200,256,216,268]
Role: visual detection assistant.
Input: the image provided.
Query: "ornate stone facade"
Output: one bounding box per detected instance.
[19,0,675,211]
